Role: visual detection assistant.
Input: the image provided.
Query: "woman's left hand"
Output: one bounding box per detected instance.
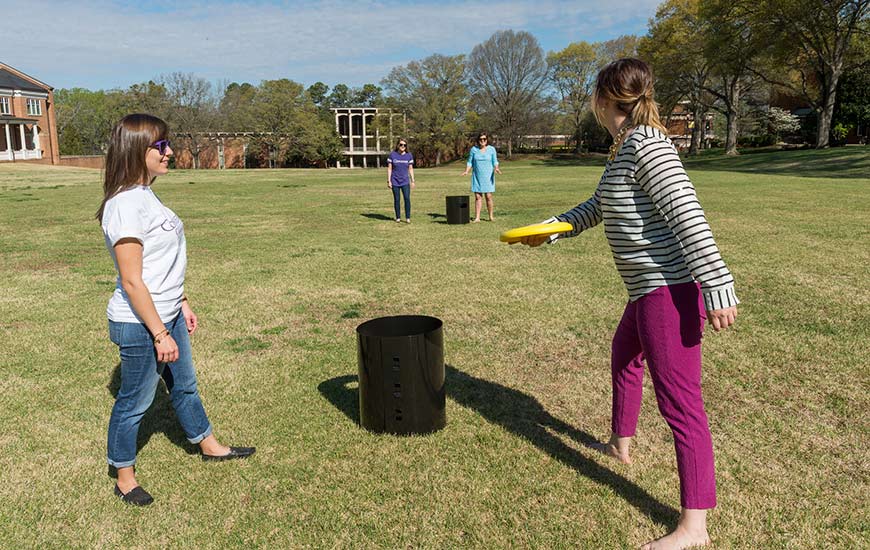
[182,300,198,335]
[495,167,502,175]
[410,181,416,189]
[707,306,737,332]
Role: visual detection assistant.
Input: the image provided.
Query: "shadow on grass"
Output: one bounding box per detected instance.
[106,363,198,477]
[531,147,869,179]
[317,374,360,422]
[681,146,870,179]
[361,213,395,221]
[530,154,608,168]
[426,212,449,224]
[318,367,679,529]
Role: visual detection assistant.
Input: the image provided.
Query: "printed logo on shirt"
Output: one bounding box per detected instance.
[160,209,183,236]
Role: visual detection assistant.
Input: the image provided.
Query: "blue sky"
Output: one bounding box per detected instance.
[5,0,660,92]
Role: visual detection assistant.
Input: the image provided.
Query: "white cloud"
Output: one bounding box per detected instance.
[3,0,659,89]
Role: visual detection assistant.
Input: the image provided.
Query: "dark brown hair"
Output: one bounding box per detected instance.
[96,113,168,222]
[394,137,409,153]
[592,58,667,133]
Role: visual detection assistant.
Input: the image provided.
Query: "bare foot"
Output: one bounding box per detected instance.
[640,526,710,549]
[471,218,480,223]
[590,441,632,464]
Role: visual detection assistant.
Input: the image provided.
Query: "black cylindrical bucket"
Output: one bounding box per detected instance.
[446,195,470,224]
[356,315,446,435]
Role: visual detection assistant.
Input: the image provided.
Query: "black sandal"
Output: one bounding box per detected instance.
[201,446,256,462]
[114,484,154,506]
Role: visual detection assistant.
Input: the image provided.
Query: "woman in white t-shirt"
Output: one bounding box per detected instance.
[97,114,254,506]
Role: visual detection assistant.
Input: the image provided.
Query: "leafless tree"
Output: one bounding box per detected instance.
[467,30,549,157]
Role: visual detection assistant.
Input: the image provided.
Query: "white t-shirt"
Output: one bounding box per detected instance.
[101,185,187,323]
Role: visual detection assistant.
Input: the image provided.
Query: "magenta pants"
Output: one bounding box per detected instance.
[611,282,716,509]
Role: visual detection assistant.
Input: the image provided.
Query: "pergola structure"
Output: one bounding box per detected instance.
[331,107,405,168]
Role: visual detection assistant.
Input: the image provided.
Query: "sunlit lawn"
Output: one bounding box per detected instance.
[0,148,867,548]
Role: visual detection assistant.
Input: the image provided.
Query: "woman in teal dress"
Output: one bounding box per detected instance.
[461,132,502,222]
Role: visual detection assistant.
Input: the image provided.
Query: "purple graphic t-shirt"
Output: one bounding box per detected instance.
[388,151,414,186]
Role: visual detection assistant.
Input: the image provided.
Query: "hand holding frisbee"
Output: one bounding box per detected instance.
[500,221,574,245]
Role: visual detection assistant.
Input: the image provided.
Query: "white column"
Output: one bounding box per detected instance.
[3,124,11,161]
[33,125,41,158]
[362,114,367,152]
[19,124,26,155]
[376,111,381,152]
[348,114,354,152]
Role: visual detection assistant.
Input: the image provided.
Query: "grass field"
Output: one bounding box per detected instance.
[0,149,868,549]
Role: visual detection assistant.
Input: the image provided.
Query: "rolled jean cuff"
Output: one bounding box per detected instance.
[187,423,213,444]
[107,456,137,468]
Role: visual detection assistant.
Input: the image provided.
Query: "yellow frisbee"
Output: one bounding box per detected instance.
[499,221,574,243]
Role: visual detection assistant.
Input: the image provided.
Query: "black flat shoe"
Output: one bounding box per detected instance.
[114,484,154,506]
[201,446,256,462]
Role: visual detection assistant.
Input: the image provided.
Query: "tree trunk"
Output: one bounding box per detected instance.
[689,103,703,156]
[724,112,739,156]
[435,150,441,166]
[724,79,740,156]
[574,113,583,154]
[815,66,841,149]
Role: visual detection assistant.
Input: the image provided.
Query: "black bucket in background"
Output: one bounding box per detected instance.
[446,195,470,224]
[356,315,446,435]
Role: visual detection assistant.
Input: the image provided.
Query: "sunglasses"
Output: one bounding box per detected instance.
[150,139,171,156]
[479,137,488,142]
[398,143,407,147]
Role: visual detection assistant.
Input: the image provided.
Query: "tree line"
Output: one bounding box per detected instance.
[56,0,868,166]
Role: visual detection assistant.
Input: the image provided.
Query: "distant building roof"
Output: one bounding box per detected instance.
[0,65,50,93]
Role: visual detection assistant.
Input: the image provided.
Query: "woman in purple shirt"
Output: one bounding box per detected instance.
[387,138,415,223]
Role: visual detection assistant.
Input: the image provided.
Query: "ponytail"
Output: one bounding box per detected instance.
[629,94,667,134]
[594,58,668,134]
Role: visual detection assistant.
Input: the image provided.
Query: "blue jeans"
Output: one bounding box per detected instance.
[392,184,411,220]
[107,314,212,467]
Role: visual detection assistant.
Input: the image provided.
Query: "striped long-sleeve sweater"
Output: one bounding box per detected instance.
[549,125,739,311]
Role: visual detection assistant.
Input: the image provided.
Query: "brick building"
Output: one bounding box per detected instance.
[665,102,714,150]
[0,62,59,164]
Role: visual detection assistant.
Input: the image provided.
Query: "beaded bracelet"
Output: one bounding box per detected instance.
[153,328,170,345]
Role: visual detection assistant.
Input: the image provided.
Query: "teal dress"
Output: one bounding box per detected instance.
[467,146,499,193]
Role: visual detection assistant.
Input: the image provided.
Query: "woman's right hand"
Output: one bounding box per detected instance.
[516,235,550,247]
[461,169,469,176]
[387,181,392,188]
[154,333,179,363]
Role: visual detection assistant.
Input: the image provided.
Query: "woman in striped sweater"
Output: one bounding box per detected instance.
[520,58,738,549]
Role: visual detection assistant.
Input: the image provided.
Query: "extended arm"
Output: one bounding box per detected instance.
[520,190,603,247]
